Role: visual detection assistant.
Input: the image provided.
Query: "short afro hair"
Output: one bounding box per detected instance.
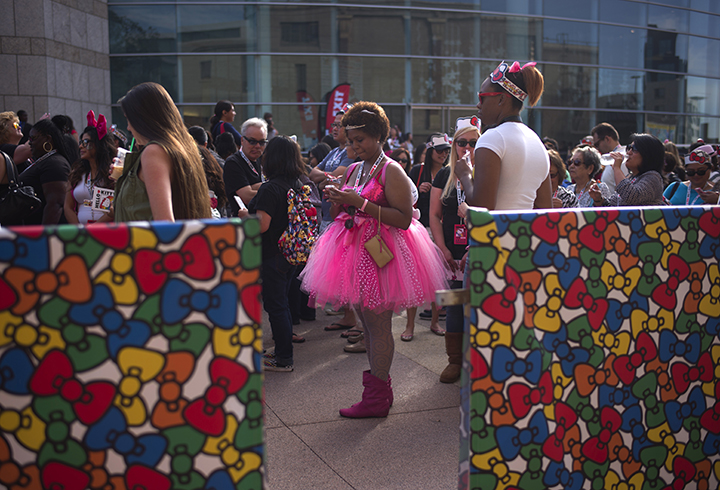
[341,101,390,144]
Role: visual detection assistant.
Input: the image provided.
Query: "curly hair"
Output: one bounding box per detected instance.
[341,101,389,143]
[0,111,19,145]
[571,145,602,176]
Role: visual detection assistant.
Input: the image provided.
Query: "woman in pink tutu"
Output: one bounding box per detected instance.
[301,101,448,418]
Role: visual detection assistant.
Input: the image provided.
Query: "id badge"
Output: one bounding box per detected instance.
[454,224,468,245]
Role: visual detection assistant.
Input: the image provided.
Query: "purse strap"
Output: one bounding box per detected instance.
[1,151,21,188]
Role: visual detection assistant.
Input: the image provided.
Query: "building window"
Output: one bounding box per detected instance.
[281,22,319,46]
[201,60,211,79]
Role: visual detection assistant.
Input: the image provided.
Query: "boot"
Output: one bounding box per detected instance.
[340,370,392,418]
[440,332,463,383]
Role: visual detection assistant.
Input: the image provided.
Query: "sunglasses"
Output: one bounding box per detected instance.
[455,139,477,148]
[345,206,356,230]
[477,92,512,104]
[243,136,267,146]
[79,138,92,148]
[13,122,21,130]
[686,168,708,177]
[567,159,584,167]
[626,143,636,153]
[331,123,342,128]
[434,147,451,154]
[397,158,409,164]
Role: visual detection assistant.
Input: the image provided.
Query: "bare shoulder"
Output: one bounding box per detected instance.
[141,143,170,162]
[383,160,409,182]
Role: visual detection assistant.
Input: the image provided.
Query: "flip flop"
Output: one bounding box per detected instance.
[340,328,363,338]
[400,333,413,342]
[430,325,446,336]
[324,323,355,331]
[292,333,305,343]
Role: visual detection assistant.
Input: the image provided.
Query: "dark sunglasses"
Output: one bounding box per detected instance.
[686,168,708,177]
[345,206,356,230]
[626,143,636,153]
[397,158,409,164]
[79,139,92,148]
[455,139,477,148]
[243,135,267,146]
[567,159,584,167]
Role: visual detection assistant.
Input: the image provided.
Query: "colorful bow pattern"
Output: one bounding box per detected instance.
[463,207,720,490]
[0,219,263,488]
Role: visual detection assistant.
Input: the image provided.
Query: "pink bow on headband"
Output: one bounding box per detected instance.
[509,61,537,73]
[87,110,108,140]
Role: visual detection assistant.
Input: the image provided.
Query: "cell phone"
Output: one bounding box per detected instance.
[234,195,247,211]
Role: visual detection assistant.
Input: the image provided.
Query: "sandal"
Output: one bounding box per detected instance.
[324,322,355,331]
[340,328,363,338]
[430,325,446,336]
[400,333,413,342]
[292,333,306,343]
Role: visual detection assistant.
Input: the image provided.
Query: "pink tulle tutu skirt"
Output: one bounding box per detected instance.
[300,211,449,312]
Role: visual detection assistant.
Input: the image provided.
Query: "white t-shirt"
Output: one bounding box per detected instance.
[475,122,549,210]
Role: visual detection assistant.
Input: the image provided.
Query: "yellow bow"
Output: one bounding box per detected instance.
[0,405,46,451]
[213,324,261,359]
[202,415,260,482]
[604,469,644,490]
[645,220,681,269]
[551,362,572,402]
[0,311,64,360]
[115,347,165,426]
[592,326,631,356]
[648,423,684,471]
[533,274,564,333]
[699,264,720,317]
[601,262,641,296]
[469,221,507,277]
[705,345,720,397]
[471,321,512,349]
[95,253,140,305]
[630,309,673,339]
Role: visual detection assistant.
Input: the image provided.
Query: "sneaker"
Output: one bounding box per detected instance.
[263,351,275,360]
[263,358,293,372]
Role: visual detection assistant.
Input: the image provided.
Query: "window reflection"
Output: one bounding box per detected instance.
[542,19,598,64]
[648,5,689,32]
[109,6,176,54]
[178,6,247,53]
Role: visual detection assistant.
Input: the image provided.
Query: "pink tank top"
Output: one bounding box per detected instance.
[341,162,390,209]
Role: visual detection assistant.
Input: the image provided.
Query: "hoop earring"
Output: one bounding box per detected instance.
[43,141,53,152]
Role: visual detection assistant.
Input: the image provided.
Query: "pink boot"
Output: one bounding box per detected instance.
[339,370,392,418]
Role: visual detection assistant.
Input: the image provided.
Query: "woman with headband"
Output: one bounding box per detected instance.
[663,146,718,205]
[454,61,552,211]
[301,101,447,418]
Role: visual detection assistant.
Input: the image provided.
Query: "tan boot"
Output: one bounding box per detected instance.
[344,340,366,353]
[440,332,463,383]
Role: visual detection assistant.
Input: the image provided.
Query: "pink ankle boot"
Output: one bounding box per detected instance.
[339,370,392,418]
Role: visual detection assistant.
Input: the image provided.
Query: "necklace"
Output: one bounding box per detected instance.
[575,180,592,202]
[23,149,56,171]
[239,149,265,182]
[353,151,385,194]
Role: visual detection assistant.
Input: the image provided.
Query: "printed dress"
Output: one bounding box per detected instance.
[300,162,448,312]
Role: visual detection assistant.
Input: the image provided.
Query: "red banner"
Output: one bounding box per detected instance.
[324,83,350,133]
[296,90,318,144]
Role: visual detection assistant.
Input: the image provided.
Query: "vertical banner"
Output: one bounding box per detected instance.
[296,90,319,148]
[324,83,350,133]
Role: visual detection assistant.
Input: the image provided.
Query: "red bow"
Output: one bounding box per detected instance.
[87,110,108,140]
[135,235,216,295]
[564,278,608,330]
[574,354,620,397]
[651,255,690,310]
[29,350,115,425]
[542,402,579,462]
[508,61,537,73]
[613,332,657,385]
[508,371,553,419]
[671,351,713,394]
[665,456,696,489]
[700,382,720,434]
[183,357,249,436]
[41,462,90,490]
[126,465,171,490]
[151,352,195,429]
[481,265,521,324]
[582,406,622,464]
[4,255,92,315]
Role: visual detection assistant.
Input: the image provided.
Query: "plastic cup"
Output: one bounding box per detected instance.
[111,148,128,179]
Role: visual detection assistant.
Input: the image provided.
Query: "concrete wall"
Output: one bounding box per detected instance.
[0,0,111,126]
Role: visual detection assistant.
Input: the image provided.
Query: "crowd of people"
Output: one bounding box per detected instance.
[1,62,719,419]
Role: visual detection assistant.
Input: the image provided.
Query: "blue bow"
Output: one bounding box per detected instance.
[0,235,49,271]
[161,279,237,329]
[0,347,33,394]
[150,221,184,243]
[70,285,151,358]
[616,211,652,255]
[496,410,548,460]
[204,470,235,490]
[699,234,720,260]
[598,385,638,409]
[707,318,720,338]
[621,404,652,460]
[606,293,650,333]
[704,433,720,456]
[532,243,581,290]
[84,407,167,466]
[544,461,584,490]
[658,331,701,364]
[664,386,705,433]
[491,346,542,384]
[542,326,590,377]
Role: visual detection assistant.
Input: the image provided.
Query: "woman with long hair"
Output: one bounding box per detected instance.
[589,133,665,206]
[64,111,117,224]
[209,100,243,146]
[455,61,552,210]
[113,82,211,221]
[389,147,411,174]
[300,101,447,418]
[427,117,480,382]
[18,118,72,225]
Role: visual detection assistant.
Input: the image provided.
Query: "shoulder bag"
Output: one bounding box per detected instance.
[364,205,394,268]
[0,151,42,225]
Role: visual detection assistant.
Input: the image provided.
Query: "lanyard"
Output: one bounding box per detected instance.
[353,152,384,194]
[686,185,702,205]
[240,149,265,182]
[456,180,466,208]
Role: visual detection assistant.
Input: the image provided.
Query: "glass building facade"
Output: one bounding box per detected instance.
[108,0,720,151]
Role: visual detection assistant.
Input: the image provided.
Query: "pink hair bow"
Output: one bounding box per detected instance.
[509,61,537,73]
[87,110,108,140]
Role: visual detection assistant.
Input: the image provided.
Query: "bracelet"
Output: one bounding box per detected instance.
[359,198,369,212]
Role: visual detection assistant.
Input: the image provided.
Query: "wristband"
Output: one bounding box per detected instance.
[359,198,369,212]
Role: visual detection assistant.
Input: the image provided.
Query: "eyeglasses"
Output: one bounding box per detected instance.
[243,136,267,146]
[477,92,512,104]
[626,143,636,153]
[567,159,584,167]
[331,123,342,128]
[593,137,604,149]
[397,158,409,164]
[686,168,708,177]
[345,206,356,230]
[455,139,477,148]
[13,122,20,130]
[79,139,92,148]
